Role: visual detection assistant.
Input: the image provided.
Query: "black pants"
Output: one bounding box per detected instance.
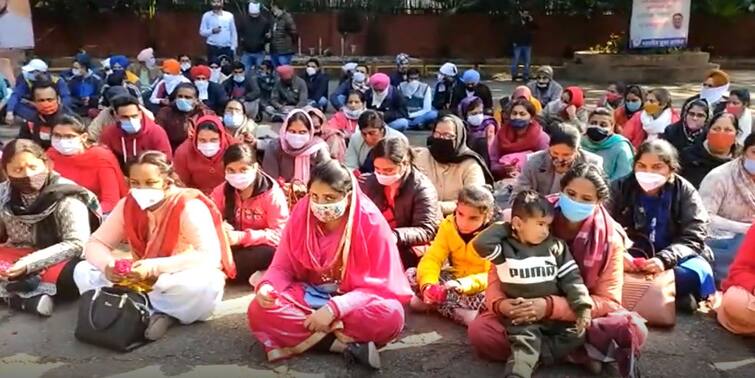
[398,246,420,269]
[55,258,82,300]
[505,320,585,378]
[206,44,235,62]
[232,245,276,284]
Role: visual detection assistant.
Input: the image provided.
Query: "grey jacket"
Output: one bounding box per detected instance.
[271,76,308,109]
[510,149,604,206]
[270,12,297,54]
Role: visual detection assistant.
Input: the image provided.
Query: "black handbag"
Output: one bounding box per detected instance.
[74,287,151,352]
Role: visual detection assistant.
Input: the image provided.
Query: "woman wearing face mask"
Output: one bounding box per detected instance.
[542,86,588,133]
[74,151,235,340]
[661,99,710,154]
[156,82,216,152]
[622,88,679,149]
[149,59,191,109]
[609,139,715,313]
[0,139,101,317]
[471,163,648,376]
[360,138,441,268]
[47,115,127,214]
[248,161,412,369]
[726,89,753,145]
[211,143,289,284]
[306,106,346,163]
[414,115,494,216]
[460,96,499,165]
[596,81,626,112]
[698,133,755,285]
[174,115,232,195]
[489,99,549,180]
[512,124,603,204]
[223,99,277,151]
[680,112,740,189]
[327,90,366,138]
[613,84,645,134]
[0,139,100,316]
[262,109,330,183]
[582,108,635,181]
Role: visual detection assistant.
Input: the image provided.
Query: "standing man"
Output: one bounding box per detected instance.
[270,3,298,68]
[239,2,271,72]
[199,0,238,63]
[510,8,537,82]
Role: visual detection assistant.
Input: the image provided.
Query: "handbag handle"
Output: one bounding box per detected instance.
[626,230,657,259]
[87,289,145,331]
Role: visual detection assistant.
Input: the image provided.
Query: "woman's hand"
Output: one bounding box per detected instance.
[4,262,27,280]
[623,254,639,273]
[642,258,665,274]
[129,260,159,281]
[304,306,336,333]
[104,260,127,282]
[565,105,577,120]
[509,297,548,325]
[256,284,278,308]
[444,280,463,293]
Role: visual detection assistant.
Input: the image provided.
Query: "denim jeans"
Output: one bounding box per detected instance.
[388,118,410,132]
[511,44,532,80]
[707,233,746,287]
[240,52,266,71]
[408,110,439,130]
[308,96,329,111]
[675,256,716,300]
[271,53,294,68]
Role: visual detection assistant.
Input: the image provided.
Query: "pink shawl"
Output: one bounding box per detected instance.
[261,178,412,305]
[280,109,328,183]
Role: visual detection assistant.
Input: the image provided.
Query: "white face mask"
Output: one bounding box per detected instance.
[146,57,157,69]
[467,114,484,126]
[375,171,402,186]
[180,62,191,71]
[310,196,349,223]
[306,67,317,76]
[226,171,256,190]
[635,172,668,192]
[285,133,310,149]
[197,142,221,157]
[130,188,165,210]
[51,137,83,156]
[195,80,209,91]
[72,68,82,77]
[233,74,245,83]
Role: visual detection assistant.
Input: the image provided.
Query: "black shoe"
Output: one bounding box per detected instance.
[5,274,41,293]
[7,294,54,317]
[676,293,698,313]
[343,341,381,370]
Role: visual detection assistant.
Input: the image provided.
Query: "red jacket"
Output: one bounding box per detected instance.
[100,114,173,166]
[723,225,755,293]
[174,115,231,195]
[210,172,289,247]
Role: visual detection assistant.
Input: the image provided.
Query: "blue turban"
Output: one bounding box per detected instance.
[462,69,481,85]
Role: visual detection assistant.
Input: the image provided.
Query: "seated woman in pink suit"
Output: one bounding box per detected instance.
[247,160,412,369]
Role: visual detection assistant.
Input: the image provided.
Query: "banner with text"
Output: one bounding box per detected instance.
[0,0,35,49]
[630,0,691,49]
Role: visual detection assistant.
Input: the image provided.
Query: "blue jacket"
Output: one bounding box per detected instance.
[8,73,72,114]
[304,72,329,101]
[67,72,104,103]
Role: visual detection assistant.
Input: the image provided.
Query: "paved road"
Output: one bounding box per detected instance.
[1,285,754,378]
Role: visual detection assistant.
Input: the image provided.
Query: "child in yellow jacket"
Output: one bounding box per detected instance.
[406,185,496,326]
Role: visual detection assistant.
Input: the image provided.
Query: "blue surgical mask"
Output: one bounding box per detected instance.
[223,113,244,129]
[744,158,755,175]
[625,100,642,113]
[120,116,142,134]
[175,98,194,112]
[559,192,596,223]
[509,118,529,129]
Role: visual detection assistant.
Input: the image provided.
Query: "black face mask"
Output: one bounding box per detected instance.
[466,85,476,92]
[427,136,457,164]
[586,127,611,143]
[458,222,487,243]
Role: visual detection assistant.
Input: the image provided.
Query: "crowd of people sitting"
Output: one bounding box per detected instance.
[0,3,754,378]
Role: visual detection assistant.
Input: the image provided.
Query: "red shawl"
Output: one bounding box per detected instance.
[123,188,236,279]
[47,145,128,198]
[189,114,233,165]
[496,119,544,154]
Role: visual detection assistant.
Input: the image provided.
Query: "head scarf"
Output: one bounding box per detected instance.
[161,59,181,75]
[497,118,544,153]
[137,48,154,63]
[564,86,585,108]
[462,69,481,85]
[276,65,295,81]
[512,85,532,101]
[190,115,232,164]
[280,109,328,183]
[190,65,211,80]
[431,116,494,185]
[369,73,390,92]
[109,55,129,70]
